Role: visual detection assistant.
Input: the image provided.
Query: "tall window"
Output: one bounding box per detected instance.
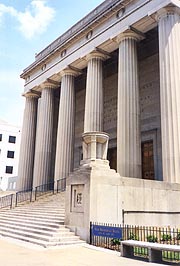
[0,134,2,141]
[142,141,154,180]
[9,136,16,143]
[7,151,15,158]
[5,166,13,174]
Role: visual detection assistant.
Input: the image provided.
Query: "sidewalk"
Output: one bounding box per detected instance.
[0,237,165,266]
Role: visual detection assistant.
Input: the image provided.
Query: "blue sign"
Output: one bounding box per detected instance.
[91,225,122,239]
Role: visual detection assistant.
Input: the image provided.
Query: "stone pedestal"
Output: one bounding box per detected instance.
[65,129,120,241]
[65,162,120,241]
[81,131,109,166]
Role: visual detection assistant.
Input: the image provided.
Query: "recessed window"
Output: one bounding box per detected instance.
[7,151,15,158]
[5,166,13,174]
[9,136,16,144]
[0,134,2,141]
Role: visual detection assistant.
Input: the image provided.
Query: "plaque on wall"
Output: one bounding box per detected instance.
[71,184,84,213]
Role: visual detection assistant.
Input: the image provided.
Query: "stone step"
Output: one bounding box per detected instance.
[0,220,67,232]
[0,212,65,219]
[0,228,81,243]
[0,222,72,235]
[0,212,65,221]
[0,216,63,228]
[0,192,84,247]
[0,233,85,248]
[13,206,64,211]
[0,214,64,224]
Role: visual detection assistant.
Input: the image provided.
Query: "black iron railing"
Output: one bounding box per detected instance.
[34,182,55,201]
[57,178,66,193]
[1,179,66,208]
[0,194,14,209]
[15,189,33,206]
[90,222,180,263]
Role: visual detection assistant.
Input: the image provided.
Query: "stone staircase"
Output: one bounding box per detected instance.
[0,192,84,247]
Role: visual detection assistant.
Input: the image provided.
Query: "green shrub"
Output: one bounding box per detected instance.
[128,232,139,240]
[176,233,180,240]
[161,234,172,241]
[147,235,158,243]
[111,238,121,245]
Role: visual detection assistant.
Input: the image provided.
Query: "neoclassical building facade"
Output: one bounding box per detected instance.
[17,0,180,234]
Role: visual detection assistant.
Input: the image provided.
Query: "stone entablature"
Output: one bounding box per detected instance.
[20,0,179,93]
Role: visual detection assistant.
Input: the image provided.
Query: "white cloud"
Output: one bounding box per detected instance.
[0,70,25,126]
[0,1,55,39]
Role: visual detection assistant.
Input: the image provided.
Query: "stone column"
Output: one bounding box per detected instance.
[33,84,55,188]
[84,51,106,132]
[17,92,39,191]
[157,7,180,183]
[117,31,141,178]
[54,68,77,181]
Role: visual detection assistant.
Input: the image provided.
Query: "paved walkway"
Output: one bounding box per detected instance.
[0,237,167,266]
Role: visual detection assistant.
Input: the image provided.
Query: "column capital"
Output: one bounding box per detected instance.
[60,66,81,78]
[116,29,144,44]
[86,50,108,62]
[155,6,180,21]
[40,78,59,90]
[22,90,40,99]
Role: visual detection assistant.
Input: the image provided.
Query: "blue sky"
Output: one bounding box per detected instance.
[0,0,103,126]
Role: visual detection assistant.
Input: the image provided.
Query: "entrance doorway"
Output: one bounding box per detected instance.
[107,147,117,171]
[141,141,155,180]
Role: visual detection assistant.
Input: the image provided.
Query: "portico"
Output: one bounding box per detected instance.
[18,0,180,238]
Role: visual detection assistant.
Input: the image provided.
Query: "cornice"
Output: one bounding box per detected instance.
[21,0,130,77]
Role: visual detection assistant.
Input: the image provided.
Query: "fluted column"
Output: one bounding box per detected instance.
[157,7,180,183]
[84,51,106,132]
[17,92,38,191]
[117,32,141,178]
[33,85,55,188]
[54,68,77,181]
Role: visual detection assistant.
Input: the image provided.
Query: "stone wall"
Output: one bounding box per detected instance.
[66,167,180,242]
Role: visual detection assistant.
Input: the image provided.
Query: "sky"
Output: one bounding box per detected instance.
[0,0,104,127]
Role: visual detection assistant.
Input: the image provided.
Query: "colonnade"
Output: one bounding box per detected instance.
[17,7,180,191]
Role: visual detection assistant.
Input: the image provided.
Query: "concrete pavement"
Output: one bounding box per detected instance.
[0,236,167,266]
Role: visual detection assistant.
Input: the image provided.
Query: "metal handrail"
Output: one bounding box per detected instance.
[34,182,55,201]
[0,178,66,211]
[0,194,14,209]
[15,189,33,207]
[57,178,66,193]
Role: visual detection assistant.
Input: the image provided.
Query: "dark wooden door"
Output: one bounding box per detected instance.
[142,141,155,180]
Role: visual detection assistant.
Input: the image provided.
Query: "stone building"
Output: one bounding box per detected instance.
[0,119,21,191]
[18,0,180,240]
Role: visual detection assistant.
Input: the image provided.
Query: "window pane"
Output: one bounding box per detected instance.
[5,166,13,174]
[9,136,16,143]
[7,151,15,158]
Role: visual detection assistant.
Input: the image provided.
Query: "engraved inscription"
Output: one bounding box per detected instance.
[104,94,117,127]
